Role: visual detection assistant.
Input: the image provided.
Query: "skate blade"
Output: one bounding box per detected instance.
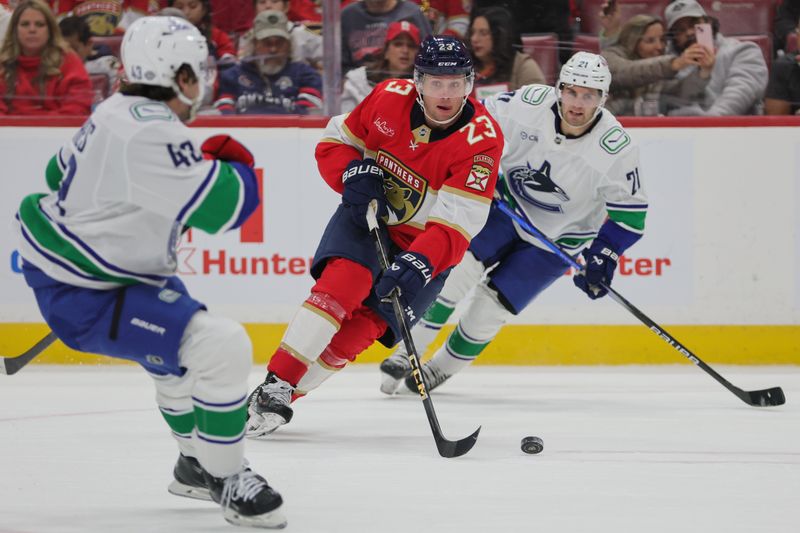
[246,411,287,439]
[224,506,287,529]
[167,480,212,501]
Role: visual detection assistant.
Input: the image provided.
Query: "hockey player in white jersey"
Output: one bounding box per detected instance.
[13,16,285,529]
[379,51,648,393]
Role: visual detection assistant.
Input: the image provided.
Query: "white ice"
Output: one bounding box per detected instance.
[1,365,798,533]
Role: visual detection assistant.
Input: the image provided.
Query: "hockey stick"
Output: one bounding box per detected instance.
[1,331,57,376]
[496,200,785,407]
[366,201,481,457]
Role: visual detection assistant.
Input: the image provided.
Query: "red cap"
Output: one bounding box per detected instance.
[385,21,421,46]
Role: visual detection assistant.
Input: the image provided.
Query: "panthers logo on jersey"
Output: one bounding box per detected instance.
[508,160,570,213]
[376,150,427,225]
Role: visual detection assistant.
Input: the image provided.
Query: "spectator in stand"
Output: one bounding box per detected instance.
[341,19,419,112]
[473,0,573,64]
[602,13,709,116]
[0,0,92,115]
[0,1,11,48]
[51,1,159,36]
[215,9,322,114]
[774,0,800,55]
[468,5,545,99]
[238,0,322,70]
[660,0,767,116]
[59,16,121,101]
[765,18,800,115]
[341,0,431,72]
[410,0,470,38]
[168,0,236,64]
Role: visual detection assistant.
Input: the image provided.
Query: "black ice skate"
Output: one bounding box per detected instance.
[379,352,412,395]
[246,373,294,438]
[204,466,286,529]
[404,359,451,393]
[167,454,212,501]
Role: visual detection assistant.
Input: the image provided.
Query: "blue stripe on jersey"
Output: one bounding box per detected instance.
[177,160,219,223]
[39,206,166,284]
[227,161,259,230]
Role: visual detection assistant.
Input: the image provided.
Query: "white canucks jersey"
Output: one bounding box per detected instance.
[16,93,254,289]
[483,85,647,253]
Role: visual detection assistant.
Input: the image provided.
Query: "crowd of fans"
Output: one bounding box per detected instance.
[0,0,797,117]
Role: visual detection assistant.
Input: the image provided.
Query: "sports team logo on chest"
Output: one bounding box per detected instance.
[508,160,570,213]
[375,150,427,225]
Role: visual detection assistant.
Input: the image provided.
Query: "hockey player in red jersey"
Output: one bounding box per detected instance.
[246,35,504,437]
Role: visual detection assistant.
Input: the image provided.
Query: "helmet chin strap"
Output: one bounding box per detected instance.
[414,91,468,127]
[171,80,204,122]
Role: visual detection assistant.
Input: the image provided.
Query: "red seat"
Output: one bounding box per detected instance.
[572,34,601,55]
[736,33,772,71]
[698,0,774,36]
[579,0,671,34]
[787,31,798,54]
[521,33,560,84]
[89,74,110,106]
[91,35,123,58]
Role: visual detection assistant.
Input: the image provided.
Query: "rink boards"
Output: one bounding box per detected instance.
[0,116,798,365]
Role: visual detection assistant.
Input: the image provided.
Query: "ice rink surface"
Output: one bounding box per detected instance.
[1,364,798,533]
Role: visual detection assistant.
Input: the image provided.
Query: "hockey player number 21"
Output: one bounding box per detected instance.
[460,116,497,145]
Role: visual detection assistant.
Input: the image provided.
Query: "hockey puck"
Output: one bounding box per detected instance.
[521,436,543,454]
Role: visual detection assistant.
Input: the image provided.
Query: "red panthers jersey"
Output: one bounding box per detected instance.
[315,78,504,276]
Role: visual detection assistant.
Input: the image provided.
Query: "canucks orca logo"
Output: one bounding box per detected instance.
[508,161,569,213]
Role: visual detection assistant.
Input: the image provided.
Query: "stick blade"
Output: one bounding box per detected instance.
[744,387,785,407]
[435,426,481,458]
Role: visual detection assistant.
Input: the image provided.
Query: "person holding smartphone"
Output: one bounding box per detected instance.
[660,0,767,115]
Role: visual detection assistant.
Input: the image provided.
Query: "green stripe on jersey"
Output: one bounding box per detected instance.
[422,301,455,325]
[608,209,646,232]
[46,155,64,191]
[186,162,243,233]
[194,402,247,439]
[557,236,593,249]
[160,409,195,436]
[447,328,491,359]
[18,194,138,285]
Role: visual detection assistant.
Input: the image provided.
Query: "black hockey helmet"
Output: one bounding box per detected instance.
[413,35,473,76]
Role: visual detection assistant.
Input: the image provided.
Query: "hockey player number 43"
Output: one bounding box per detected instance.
[460,116,497,145]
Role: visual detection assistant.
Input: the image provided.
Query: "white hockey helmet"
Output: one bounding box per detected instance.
[121,16,212,112]
[556,51,611,123]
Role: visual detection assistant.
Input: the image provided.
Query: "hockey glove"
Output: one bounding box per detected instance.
[375,251,433,306]
[573,238,619,300]
[201,135,255,167]
[341,158,387,228]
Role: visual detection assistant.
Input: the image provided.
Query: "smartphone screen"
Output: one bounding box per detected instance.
[694,22,713,50]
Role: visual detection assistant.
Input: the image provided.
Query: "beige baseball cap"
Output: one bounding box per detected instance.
[664,0,707,30]
[254,10,290,41]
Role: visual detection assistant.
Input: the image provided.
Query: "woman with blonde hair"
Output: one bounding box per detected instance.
[0,0,92,115]
[602,13,701,116]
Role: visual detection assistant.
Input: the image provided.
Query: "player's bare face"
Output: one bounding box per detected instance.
[17,8,49,57]
[420,74,468,127]
[172,78,201,122]
[385,35,418,74]
[560,85,602,130]
[172,0,206,27]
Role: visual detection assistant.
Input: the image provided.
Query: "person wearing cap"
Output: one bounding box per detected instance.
[341,0,432,72]
[237,0,323,71]
[214,9,322,115]
[341,20,421,112]
[660,0,767,115]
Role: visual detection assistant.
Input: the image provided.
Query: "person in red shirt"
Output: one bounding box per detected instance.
[168,0,236,62]
[0,0,92,115]
[246,35,504,437]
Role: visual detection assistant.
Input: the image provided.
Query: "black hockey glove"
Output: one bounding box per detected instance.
[573,238,619,300]
[375,251,433,306]
[341,158,387,228]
